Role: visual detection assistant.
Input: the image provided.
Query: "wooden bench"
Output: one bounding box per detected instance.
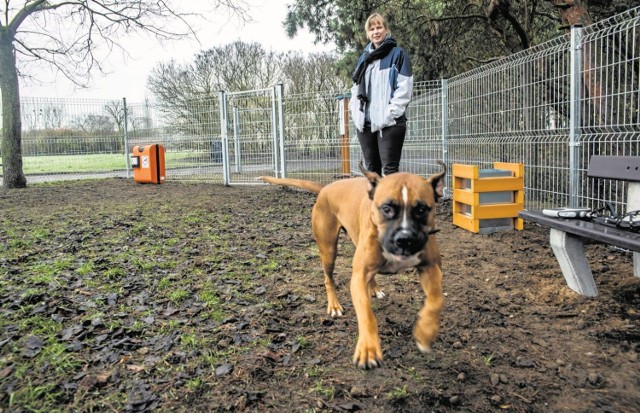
[518,156,640,297]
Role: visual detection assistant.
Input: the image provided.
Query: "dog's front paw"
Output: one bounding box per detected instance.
[414,322,438,353]
[327,302,344,317]
[352,337,383,369]
[372,289,385,299]
[368,279,385,299]
[416,341,432,353]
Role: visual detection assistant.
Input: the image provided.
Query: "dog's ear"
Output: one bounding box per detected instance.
[427,161,447,202]
[359,161,381,200]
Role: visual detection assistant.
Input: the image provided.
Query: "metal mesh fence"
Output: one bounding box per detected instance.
[283,89,352,182]
[127,98,224,182]
[222,88,280,184]
[578,9,640,210]
[279,81,447,184]
[17,97,129,183]
[403,81,446,175]
[2,7,638,212]
[7,97,225,183]
[447,34,574,209]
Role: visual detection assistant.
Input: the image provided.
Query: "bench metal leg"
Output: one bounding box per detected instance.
[549,229,598,297]
[629,183,640,278]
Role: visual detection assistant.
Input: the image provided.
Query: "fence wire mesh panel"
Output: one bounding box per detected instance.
[404,81,448,186]
[127,98,224,183]
[578,8,640,211]
[278,82,447,184]
[447,34,573,210]
[16,98,129,184]
[220,88,280,184]
[282,90,350,182]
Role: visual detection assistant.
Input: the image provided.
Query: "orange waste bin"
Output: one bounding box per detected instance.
[131,144,166,184]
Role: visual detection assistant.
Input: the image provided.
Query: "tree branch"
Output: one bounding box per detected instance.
[7,1,250,89]
[418,13,487,23]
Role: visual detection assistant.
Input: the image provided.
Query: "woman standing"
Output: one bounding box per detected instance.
[350,13,413,176]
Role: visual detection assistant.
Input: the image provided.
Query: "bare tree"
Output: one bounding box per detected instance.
[147,41,286,136]
[0,0,249,188]
[103,100,129,133]
[147,58,223,136]
[280,52,347,149]
[73,114,115,134]
[198,41,284,91]
[281,51,346,95]
[22,104,64,132]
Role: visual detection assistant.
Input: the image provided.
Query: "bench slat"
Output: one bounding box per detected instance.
[588,156,640,182]
[519,210,640,252]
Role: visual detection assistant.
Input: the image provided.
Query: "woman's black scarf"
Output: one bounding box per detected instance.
[352,36,397,112]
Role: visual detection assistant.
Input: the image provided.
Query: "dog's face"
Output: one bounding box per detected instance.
[363,164,446,264]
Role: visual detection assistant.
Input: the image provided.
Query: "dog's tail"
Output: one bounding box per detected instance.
[257,176,325,194]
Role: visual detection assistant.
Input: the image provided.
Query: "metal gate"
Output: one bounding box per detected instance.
[218,85,285,185]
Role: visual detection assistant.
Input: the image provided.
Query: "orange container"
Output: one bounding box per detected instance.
[131,144,166,184]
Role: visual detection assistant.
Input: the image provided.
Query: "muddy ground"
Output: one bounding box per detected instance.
[0,178,639,412]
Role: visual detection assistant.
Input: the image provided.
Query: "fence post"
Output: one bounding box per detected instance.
[441,79,450,196]
[276,83,286,178]
[123,97,131,178]
[569,25,584,207]
[338,96,351,176]
[270,86,280,178]
[232,106,242,174]
[219,90,231,186]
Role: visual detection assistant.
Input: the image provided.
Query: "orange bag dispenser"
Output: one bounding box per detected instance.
[131,144,166,184]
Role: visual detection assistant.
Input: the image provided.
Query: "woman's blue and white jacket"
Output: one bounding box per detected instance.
[349,42,413,133]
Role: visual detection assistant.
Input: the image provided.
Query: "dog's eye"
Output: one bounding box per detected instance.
[413,204,430,218]
[380,204,397,219]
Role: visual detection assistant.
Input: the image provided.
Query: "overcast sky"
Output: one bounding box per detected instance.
[19,0,334,102]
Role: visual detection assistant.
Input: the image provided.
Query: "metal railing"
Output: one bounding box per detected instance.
[2,6,638,212]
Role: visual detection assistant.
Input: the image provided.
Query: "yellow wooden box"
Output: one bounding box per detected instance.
[452,162,524,234]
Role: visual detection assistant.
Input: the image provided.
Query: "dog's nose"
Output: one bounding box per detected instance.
[394,229,415,250]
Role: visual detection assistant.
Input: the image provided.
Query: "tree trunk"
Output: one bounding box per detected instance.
[550,1,609,128]
[551,0,593,27]
[0,27,27,188]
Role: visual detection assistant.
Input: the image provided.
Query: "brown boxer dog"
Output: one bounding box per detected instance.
[259,161,446,369]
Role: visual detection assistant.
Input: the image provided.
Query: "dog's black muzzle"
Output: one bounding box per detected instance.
[384,227,428,256]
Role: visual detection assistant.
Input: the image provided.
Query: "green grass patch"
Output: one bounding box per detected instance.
[258,258,279,275]
[168,289,190,304]
[76,261,94,276]
[103,267,126,280]
[21,152,201,174]
[8,381,64,412]
[198,284,221,307]
[387,385,408,400]
[157,276,172,291]
[180,333,201,348]
[23,153,127,174]
[18,316,61,336]
[310,379,335,400]
[38,340,81,374]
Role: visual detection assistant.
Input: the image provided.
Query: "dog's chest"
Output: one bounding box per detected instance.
[379,251,421,274]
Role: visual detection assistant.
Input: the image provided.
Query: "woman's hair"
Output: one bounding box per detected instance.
[365,13,388,32]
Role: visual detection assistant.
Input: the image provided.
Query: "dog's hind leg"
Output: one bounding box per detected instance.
[312,207,344,317]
